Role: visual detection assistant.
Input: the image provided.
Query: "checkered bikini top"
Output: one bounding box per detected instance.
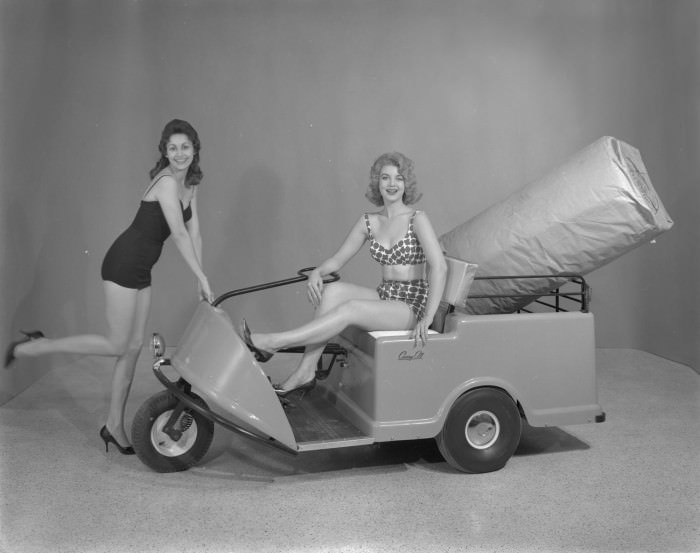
[364,211,426,266]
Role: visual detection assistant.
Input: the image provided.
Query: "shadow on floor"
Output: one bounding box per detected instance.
[173,420,588,482]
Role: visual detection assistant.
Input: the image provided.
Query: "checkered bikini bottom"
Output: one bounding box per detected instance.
[376,279,428,320]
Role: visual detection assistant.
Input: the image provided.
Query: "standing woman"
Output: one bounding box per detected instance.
[242,152,447,397]
[5,119,213,455]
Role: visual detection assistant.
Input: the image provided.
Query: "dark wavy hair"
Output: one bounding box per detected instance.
[365,151,421,206]
[149,119,203,187]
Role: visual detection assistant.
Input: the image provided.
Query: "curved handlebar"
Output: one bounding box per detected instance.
[212,267,340,308]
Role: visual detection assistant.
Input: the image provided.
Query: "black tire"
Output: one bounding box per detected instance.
[436,387,522,473]
[131,390,215,473]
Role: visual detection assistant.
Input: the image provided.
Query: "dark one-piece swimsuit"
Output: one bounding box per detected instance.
[101,174,192,290]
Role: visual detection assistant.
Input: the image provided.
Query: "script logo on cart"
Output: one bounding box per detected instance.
[398,350,424,361]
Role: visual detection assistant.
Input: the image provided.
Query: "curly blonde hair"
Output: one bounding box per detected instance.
[365,152,422,206]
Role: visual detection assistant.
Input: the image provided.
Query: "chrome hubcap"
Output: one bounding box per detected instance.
[465,410,500,449]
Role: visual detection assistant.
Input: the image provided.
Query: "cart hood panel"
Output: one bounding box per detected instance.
[170,302,297,450]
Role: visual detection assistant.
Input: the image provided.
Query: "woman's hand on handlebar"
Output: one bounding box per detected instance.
[306,268,324,308]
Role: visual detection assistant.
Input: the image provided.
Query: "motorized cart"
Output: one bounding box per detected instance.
[131,257,605,474]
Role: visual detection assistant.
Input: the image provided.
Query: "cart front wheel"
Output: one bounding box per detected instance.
[132,390,214,473]
[437,388,521,473]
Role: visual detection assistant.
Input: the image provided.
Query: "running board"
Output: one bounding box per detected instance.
[297,437,376,452]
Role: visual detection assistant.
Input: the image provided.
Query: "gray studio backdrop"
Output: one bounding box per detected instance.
[1,0,697,403]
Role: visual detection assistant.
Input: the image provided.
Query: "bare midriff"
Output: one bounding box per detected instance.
[382,263,426,282]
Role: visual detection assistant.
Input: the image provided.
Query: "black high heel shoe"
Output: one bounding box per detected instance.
[273,377,316,399]
[240,319,274,363]
[99,425,135,455]
[4,330,45,368]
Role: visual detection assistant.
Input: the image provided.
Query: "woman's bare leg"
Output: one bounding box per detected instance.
[105,286,151,446]
[272,283,373,391]
[14,281,139,358]
[255,282,416,392]
[12,281,147,446]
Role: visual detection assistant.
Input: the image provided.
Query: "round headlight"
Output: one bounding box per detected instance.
[151,333,166,358]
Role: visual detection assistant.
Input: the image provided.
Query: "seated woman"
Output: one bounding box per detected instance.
[242,152,447,397]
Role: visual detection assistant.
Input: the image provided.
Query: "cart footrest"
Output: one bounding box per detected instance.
[283,388,366,444]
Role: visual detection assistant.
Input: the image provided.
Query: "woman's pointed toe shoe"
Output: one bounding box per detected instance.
[240,319,274,363]
[4,330,44,369]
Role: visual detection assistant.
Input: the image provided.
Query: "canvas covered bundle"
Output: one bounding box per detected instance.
[439,136,674,314]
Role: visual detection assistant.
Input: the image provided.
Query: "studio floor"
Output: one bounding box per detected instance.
[1,348,698,553]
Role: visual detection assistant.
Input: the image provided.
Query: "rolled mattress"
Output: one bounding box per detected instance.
[439,136,674,314]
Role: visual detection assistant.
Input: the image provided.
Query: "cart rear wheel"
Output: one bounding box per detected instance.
[132,390,214,473]
[437,388,521,473]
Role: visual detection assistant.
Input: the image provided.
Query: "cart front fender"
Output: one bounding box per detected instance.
[169,302,297,451]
